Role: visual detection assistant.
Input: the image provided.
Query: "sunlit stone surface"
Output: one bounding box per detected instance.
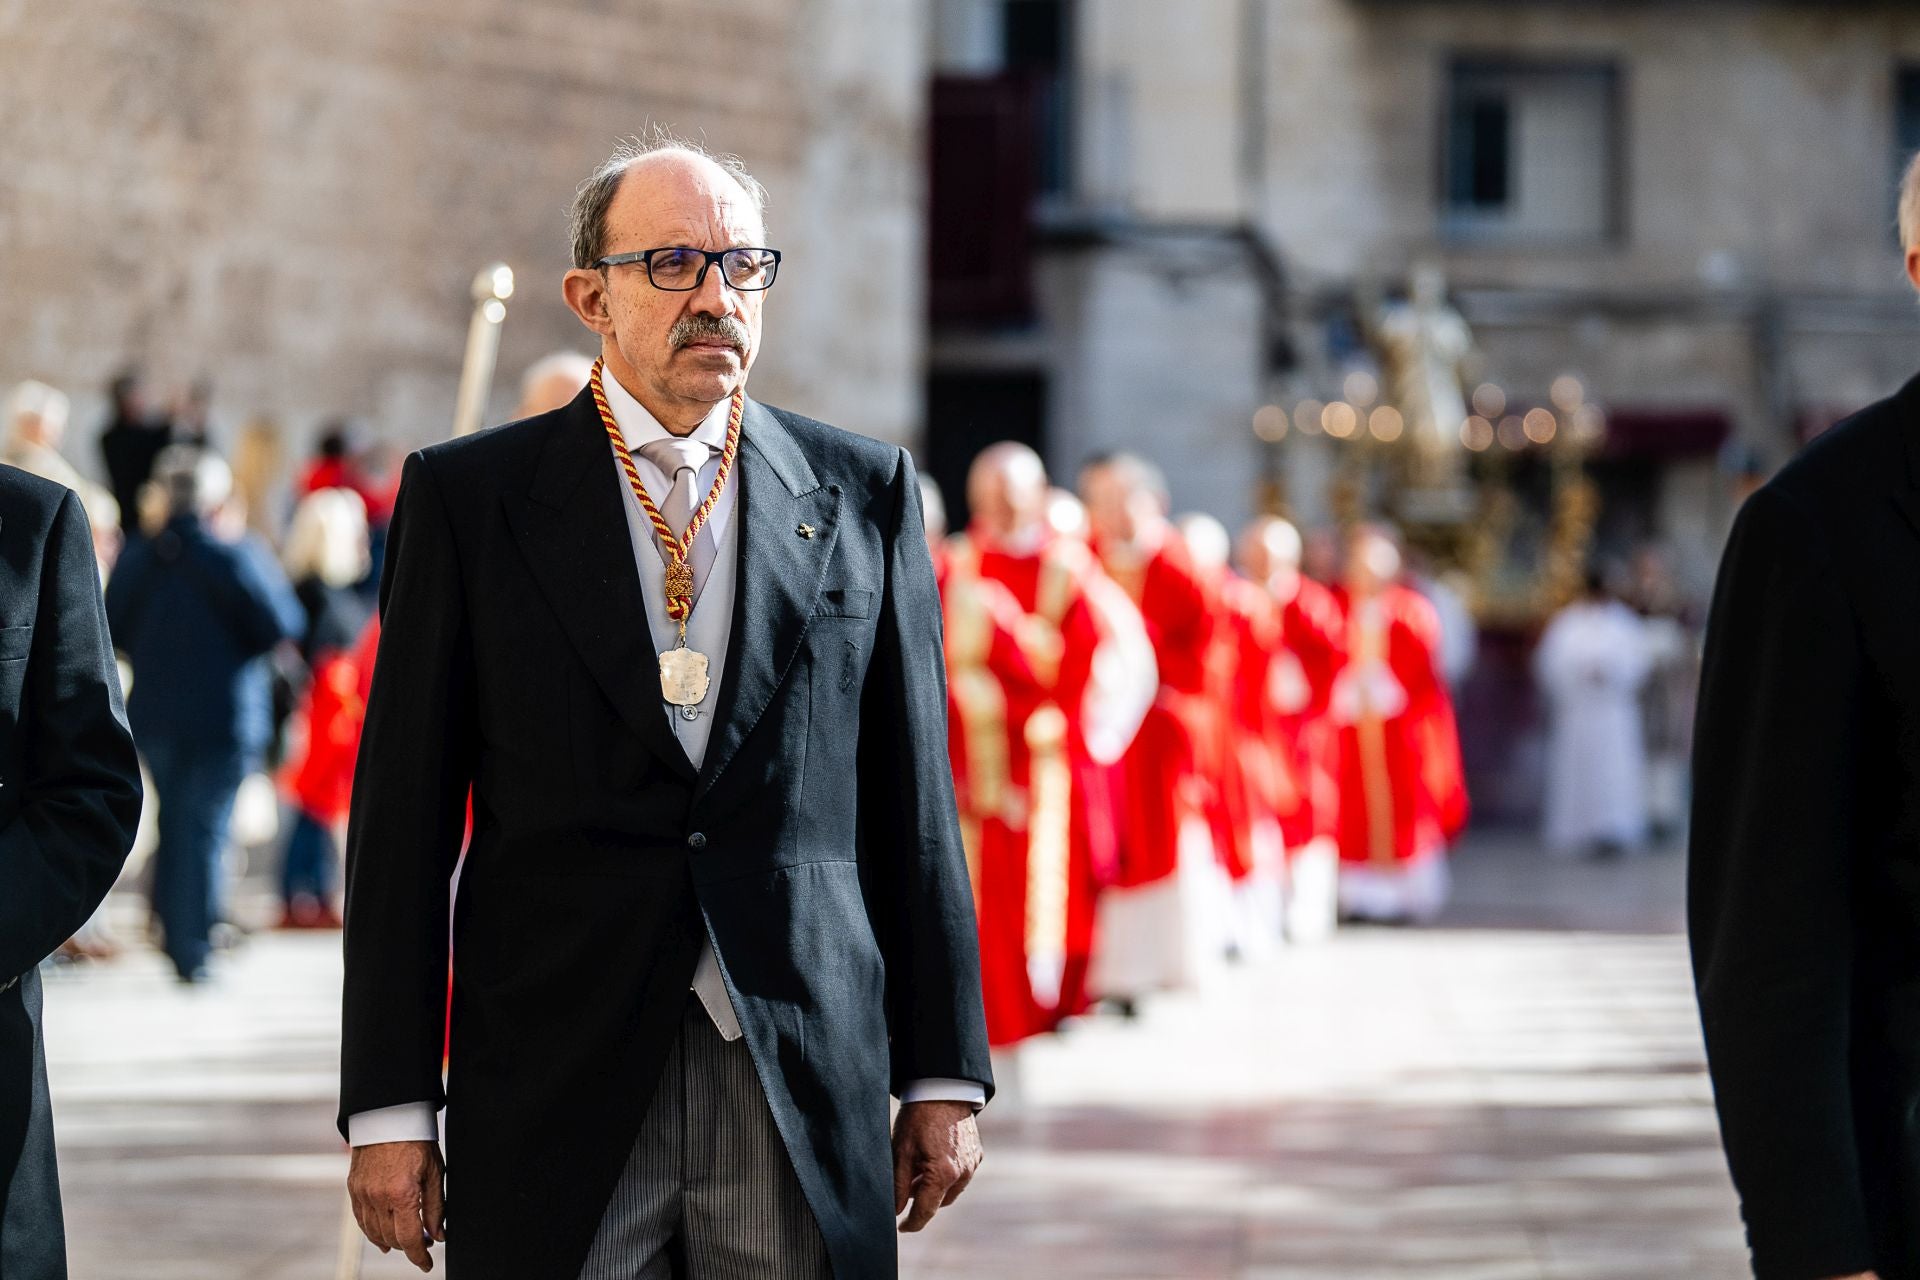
[45,835,1746,1278]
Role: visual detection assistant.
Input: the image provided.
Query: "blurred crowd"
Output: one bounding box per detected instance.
[5,357,1697,1019]
[4,355,608,982]
[7,370,396,979]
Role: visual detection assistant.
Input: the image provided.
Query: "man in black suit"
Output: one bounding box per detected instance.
[0,467,144,1278]
[341,135,991,1279]
[96,369,170,533]
[1691,153,1920,1280]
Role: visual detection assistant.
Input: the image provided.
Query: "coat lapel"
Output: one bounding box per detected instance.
[697,400,842,800]
[502,390,697,783]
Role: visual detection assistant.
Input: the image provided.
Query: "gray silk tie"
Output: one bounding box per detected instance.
[636,437,722,603]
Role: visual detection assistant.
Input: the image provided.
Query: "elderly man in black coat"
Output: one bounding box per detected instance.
[0,466,143,1278]
[1691,152,1920,1280]
[341,135,991,1279]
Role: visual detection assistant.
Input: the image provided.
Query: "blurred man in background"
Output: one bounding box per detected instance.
[966,444,1146,1027]
[1081,453,1226,997]
[1327,525,1467,923]
[515,349,596,419]
[923,476,1048,1069]
[0,465,142,1279]
[96,369,171,531]
[105,446,304,981]
[1629,546,1700,844]
[170,378,214,449]
[4,380,121,571]
[1690,151,1920,1280]
[1534,567,1653,858]
[1179,511,1285,957]
[1237,515,1345,943]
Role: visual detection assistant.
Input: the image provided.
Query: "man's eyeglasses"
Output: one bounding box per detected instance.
[594,247,782,293]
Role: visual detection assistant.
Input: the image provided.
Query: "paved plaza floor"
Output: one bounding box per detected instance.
[43,835,1748,1278]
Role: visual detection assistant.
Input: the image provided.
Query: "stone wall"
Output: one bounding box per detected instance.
[0,0,926,476]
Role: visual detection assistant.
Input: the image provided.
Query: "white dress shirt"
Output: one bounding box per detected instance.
[348,379,981,1147]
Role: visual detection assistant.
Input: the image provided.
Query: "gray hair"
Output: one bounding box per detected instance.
[519,350,596,400]
[5,379,69,438]
[1080,450,1170,506]
[152,443,232,519]
[568,129,771,269]
[1902,149,1920,257]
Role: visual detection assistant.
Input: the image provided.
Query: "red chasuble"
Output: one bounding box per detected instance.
[968,530,1117,1025]
[1210,571,1301,879]
[936,543,1047,1047]
[1272,575,1346,850]
[1326,584,1470,870]
[1097,533,1220,891]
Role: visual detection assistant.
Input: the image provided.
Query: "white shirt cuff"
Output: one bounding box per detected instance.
[347,1102,440,1147]
[348,1079,985,1146]
[897,1078,988,1111]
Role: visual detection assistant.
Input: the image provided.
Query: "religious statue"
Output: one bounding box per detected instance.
[1369,262,1476,514]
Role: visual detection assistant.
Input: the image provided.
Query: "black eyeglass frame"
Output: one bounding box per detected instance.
[592,246,783,292]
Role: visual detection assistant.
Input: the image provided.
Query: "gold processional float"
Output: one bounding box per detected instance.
[1254,264,1605,627]
[334,260,514,1280]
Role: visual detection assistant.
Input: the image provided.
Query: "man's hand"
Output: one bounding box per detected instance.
[892,1100,982,1232]
[348,1139,445,1272]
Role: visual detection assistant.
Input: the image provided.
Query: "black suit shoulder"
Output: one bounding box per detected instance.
[0,463,74,528]
[757,403,907,497]
[1763,379,1916,528]
[409,413,558,493]
[1715,380,1920,611]
[758,403,897,465]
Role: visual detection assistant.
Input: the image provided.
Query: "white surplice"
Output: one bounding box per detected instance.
[1533,599,1655,853]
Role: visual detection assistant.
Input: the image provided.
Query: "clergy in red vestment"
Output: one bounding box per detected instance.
[1238,516,1346,942]
[1327,524,1470,923]
[921,478,1048,1048]
[1180,512,1290,957]
[1079,453,1228,1000]
[961,445,1146,1029]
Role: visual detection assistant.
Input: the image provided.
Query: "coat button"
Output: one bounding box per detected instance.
[686,832,707,850]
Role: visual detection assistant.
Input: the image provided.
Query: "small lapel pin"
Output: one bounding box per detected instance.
[797,523,815,539]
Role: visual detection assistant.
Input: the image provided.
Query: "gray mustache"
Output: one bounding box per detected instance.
[670,316,749,351]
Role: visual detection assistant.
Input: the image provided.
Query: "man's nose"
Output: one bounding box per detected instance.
[689,262,737,316]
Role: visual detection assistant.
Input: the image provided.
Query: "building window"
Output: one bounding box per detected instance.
[1441,59,1621,244]
[1004,0,1072,198]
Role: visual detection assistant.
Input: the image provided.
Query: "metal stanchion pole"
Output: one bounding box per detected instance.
[334,1186,364,1280]
[451,263,516,438]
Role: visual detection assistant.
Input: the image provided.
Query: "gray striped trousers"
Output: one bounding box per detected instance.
[578,998,833,1280]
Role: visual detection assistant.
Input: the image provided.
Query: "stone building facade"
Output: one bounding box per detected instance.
[0,0,927,471]
[928,0,1920,594]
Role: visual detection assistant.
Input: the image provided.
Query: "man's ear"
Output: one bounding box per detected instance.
[1906,248,1920,296]
[562,268,616,337]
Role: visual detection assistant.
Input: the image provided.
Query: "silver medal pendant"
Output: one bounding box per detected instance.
[660,644,711,707]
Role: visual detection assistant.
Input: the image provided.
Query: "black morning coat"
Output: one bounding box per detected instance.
[0,467,142,1280]
[338,388,993,1279]
[1691,372,1920,1280]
